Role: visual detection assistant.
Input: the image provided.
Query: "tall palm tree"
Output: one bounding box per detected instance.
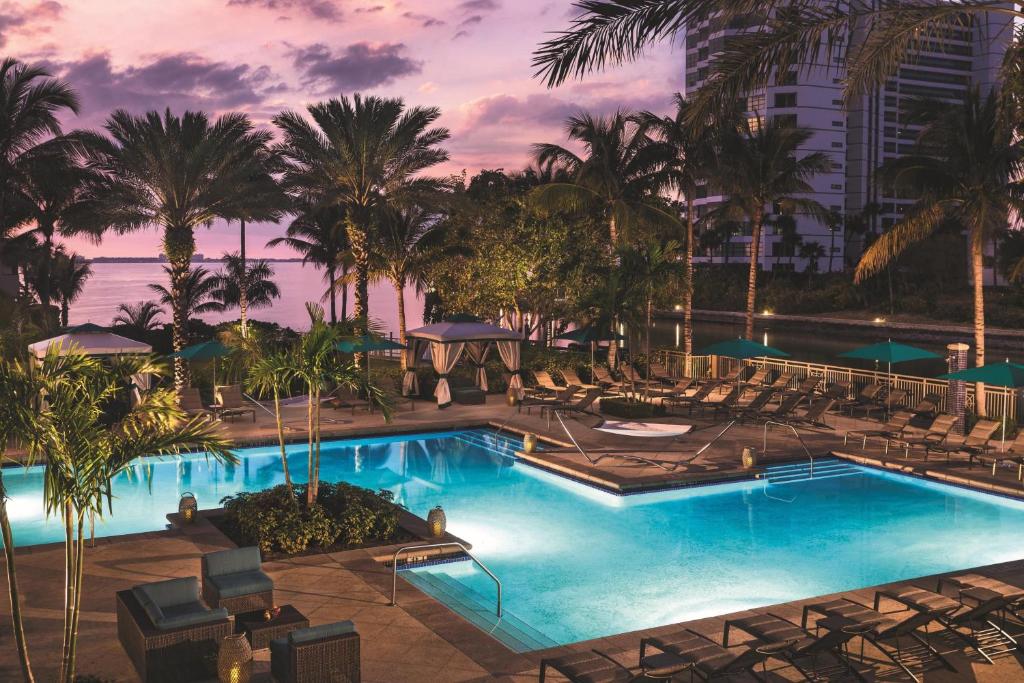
[79,109,273,388]
[246,347,296,500]
[855,88,1024,415]
[267,202,350,324]
[370,204,452,367]
[48,250,91,328]
[111,300,164,332]
[211,252,281,317]
[635,95,714,365]
[714,116,830,339]
[274,94,450,354]
[532,111,675,249]
[148,265,224,341]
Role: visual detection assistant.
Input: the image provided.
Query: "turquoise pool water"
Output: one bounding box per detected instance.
[5,429,1024,649]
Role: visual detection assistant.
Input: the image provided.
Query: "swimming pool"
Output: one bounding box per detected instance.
[5,428,1024,651]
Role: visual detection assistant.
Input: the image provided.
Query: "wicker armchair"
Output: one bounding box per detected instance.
[202,546,274,614]
[270,620,361,683]
[116,578,231,682]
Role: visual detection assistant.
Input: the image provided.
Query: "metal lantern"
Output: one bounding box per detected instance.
[427,505,446,538]
[217,633,252,683]
[523,433,537,454]
[741,447,758,469]
[506,391,518,407]
[178,492,198,523]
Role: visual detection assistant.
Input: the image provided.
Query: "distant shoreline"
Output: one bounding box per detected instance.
[84,257,304,264]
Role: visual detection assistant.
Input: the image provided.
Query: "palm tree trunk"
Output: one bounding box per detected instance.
[0,477,35,683]
[312,389,322,503]
[272,391,294,499]
[608,213,618,249]
[306,392,314,507]
[684,196,695,371]
[972,236,986,416]
[346,217,370,368]
[340,264,349,321]
[645,294,652,400]
[60,301,69,328]
[239,219,248,338]
[744,207,764,340]
[395,281,407,371]
[327,265,337,325]
[164,226,196,390]
[65,514,86,683]
[60,501,74,681]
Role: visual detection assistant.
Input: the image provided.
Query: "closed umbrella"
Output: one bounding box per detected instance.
[168,339,233,386]
[839,340,941,413]
[939,360,1024,450]
[554,325,627,381]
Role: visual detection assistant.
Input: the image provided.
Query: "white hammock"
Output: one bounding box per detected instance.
[593,421,694,438]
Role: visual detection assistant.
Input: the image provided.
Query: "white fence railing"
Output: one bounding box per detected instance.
[658,350,1020,421]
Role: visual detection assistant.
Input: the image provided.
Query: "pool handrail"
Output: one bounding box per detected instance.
[390,541,502,617]
[762,420,815,473]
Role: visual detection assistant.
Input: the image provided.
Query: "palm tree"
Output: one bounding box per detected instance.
[274,94,451,354]
[268,202,350,324]
[855,87,1024,415]
[79,109,273,388]
[532,111,675,249]
[48,250,91,328]
[246,348,296,500]
[111,300,164,333]
[634,95,714,366]
[211,252,281,317]
[714,116,830,339]
[370,204,452,367]
[148,265,224,341]
[23,347,234,682]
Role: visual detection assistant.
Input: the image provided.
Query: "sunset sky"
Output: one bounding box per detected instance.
[8,0,681,257]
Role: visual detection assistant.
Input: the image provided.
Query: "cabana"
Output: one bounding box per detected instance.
[28,325,154,396]
[404,321,524,408]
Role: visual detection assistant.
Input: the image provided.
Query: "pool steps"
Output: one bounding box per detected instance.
[402,567,558,652]
[454,430,526,459]
[763,459,863,486]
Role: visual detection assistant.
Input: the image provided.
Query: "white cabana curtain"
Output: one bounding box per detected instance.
[431,341,465,407]
[402,340,423,397]
[465,341,491,392]
[496,340,523,400]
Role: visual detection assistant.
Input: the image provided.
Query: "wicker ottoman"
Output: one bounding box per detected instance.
[452,387,486,405]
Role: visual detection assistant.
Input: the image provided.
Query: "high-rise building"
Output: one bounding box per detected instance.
[683,5,1013,274]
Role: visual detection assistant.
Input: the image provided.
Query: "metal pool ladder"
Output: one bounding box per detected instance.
[390,542,503,617]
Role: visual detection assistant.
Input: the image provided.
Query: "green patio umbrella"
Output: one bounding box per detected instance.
[336,335,407,396]
[554,326,627,380]
[697,338,789,360]
[168,339,233,386]
[939,360,1024,450]
[839,340,941,413]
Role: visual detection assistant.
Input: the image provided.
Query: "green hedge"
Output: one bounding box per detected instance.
[220,481,400,555]
[599,397,667,419]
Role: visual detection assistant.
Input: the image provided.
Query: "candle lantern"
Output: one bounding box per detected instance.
[217,633,252,683]
[741,447,758,469]
[178,492,198,523]
[427,505,446,538]
[523,433,537,454]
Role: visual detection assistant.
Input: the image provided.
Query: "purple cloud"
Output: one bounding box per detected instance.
[466,91,670,129]
[290,42,422,92]
[0,0,63,46]
[458,0,499,11]
[401,11,444,28]
[226,0,341,22]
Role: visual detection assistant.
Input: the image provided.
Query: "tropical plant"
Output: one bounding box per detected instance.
[634,95,714,364]
[148,265,224,341]
[855,87,1024,414]
[21,347,234,682]
[48,250,91,328]
[79,109,273,388]
[268,201,350,324]
[111,300,163,333]
[246,346,296,500]
[211,252,281,316]
[713,116,830,339]
[274,94,451,354]
[531,111,675,249]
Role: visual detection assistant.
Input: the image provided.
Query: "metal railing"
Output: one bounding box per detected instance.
[658,350,1021,422]
[390,542,502,617]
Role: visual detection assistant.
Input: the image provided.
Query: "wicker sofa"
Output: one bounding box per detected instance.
[270,620,361,683]
[116,577,231,682]
[201,546,274,614]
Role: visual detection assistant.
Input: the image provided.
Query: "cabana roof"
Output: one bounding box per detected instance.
[28,330,152,359]
[405,321,522,343]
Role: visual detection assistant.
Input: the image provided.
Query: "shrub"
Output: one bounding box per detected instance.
[220,482,399,555]
[599,397,667,419]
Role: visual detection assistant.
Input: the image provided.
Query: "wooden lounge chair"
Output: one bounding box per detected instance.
[539,648,690,682]
[559,368,603,392]
[923,418,1000,462]
[837,383,883,415]
[178,387,212,419]
[215,385,256,422]
[640,629,790,682]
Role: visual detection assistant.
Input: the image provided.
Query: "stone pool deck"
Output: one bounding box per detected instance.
[3,393,1024,681]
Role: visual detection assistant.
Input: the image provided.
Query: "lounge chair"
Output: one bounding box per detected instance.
[539,648,690,682]
[740,367,769,395]
[970,431,1024,477]
[329,386,370,414]
[178,387,212,419]
[837,383,883,415]
[891,413,959,457]
[870,388,909,417]
[731,387,777,421]
[201,546,274,614]
[520,384,580,415]
[270,620,360,683]
[541,387,603,423]
[214,385,256,422]
[938,573,1024,619]
[844,410,914,453]
[767,371,795,392]
[664,380,721,415]
[621,362,656,389]
[746,392,804,423]
[560,368,603,392]
[639,629,790,681]
[648,377,694,398]
[783,398,836,430]
[821,380,852,401]
[784,375,822,400]
[698,384,743,417]
[912,392,942,419]
[592,365,626,391]
[647,361,676,384]
[723,612,873,682]
[530,370,566,396]
[923,418,1000,462]
[711,366,747,392]
[117,577,232,682]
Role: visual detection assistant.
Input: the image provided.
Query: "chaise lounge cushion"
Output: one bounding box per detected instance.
[131,577,228,630]
[204,546,262,577]
[207,570,273,598]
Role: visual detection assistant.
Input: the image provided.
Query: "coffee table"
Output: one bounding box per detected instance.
[234,604,309,649]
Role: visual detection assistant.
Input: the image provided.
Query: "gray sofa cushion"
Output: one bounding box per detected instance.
[204,546,261,577]
[131,587,164,625]
[208,570,273,598]
[135,576,201,609]
[154,602,229,630]
[289,620,355,645]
